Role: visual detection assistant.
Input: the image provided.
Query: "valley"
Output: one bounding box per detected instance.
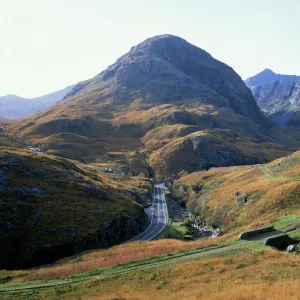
[1,32,300,300]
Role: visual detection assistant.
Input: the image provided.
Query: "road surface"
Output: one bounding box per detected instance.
[128,183,169,242]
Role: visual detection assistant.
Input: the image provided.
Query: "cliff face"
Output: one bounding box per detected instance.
[251,80,300,114]
[245,70,300,129]
[0,148,149,269]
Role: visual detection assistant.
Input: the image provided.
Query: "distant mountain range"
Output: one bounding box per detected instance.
[0,85,74,118]
[245,68,300,87]
[245,69,300,129]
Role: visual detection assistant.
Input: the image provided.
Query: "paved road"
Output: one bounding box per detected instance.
[128,183,168,242]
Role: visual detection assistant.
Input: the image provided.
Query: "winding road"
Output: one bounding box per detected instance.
[128,183,169,242]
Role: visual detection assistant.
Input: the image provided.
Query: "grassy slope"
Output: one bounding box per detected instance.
[4,100,297,180]
[176,151,300,232]
[47,249,300,300]
[0,215,299,299]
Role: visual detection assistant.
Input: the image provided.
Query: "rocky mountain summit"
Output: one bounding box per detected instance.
[245,68,300,87]
[70,35,265,124]
[245,69,300,129]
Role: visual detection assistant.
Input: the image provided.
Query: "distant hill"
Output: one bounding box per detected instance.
[245,70,300,132]
[5,35,297,179]
[0,85,74,118]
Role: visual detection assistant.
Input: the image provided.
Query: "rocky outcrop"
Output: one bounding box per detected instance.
[245,69,300,128]
[96,35,266,125]
[245,69,300,87]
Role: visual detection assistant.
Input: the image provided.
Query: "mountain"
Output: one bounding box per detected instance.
[245,70,300,132]
[0,85,74,119]
[245,68,300,87]
[5,35,297,179]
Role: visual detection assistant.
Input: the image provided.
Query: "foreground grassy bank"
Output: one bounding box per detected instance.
[0,215,299,299]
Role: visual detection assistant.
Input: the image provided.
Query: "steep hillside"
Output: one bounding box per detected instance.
[5,35,298,179]
[0,147,151,269]
[245,70,300,132]
[176,151,300,232]
[0,85,74,119]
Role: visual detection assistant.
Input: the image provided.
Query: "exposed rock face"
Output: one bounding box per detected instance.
[245,69,300,128]
[245,68,300,87]
[69,34,266,125]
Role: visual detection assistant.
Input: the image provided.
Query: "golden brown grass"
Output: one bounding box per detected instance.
[176,152,300,231]
[2,237,226,283]
[50,249,300,300]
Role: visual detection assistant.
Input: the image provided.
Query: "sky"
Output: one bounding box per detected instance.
[0,0,300,98]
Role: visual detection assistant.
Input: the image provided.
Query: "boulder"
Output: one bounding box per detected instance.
[287,244,296,252]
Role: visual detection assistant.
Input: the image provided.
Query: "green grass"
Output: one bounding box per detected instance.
[258,165,300,182]
[273,215,300,232]
[157,220,191,240]
[257,165,284,180]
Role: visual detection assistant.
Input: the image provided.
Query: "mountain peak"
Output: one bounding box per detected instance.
[68,34,265,126]
[123,34,203,62]
[245,69,300,88]
[132,34,187,49]
[261,68,275,75]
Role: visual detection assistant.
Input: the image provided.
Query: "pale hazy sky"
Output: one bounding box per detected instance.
[1,0,300,98]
